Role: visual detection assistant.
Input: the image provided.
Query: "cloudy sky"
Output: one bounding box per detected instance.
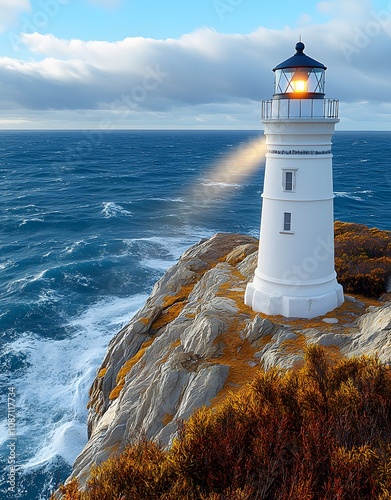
[0,0,390,129]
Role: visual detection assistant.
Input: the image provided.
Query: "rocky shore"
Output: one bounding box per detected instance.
[59,233,391,491]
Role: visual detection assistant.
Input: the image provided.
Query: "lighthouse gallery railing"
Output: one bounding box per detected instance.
[262,98,339,120]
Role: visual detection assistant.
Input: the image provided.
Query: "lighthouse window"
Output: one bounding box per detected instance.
[283,170,296,191]
[283,212,292,232]
[285,172,293,191]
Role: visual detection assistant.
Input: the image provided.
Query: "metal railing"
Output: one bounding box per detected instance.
[262,98,339,120]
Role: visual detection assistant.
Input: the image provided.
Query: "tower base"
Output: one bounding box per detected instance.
[245,282,344,319]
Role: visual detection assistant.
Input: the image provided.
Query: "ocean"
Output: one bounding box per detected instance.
[0,129,390,499]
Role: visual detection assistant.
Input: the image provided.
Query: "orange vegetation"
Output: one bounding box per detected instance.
[152,300,187,331]
[334,221,391,297]
[208,269,259,407]
[163,413,174,426]
[162,284,196,308]
[210,316,258,409]
[271,292,382,336]
[151,284,197,332]
[109,338,154,400]
[53,346,391,500]
[281,332,308,355]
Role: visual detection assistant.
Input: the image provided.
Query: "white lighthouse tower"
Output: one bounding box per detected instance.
[245,41,344,319]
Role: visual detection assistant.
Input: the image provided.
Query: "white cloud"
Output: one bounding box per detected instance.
[0,0,31,32]
[1,6,391,129]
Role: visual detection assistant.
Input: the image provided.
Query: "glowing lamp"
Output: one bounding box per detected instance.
[291,71,308,92]
[272,42,326,99]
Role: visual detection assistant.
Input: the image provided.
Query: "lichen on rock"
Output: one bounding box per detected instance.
[63,231,390,492]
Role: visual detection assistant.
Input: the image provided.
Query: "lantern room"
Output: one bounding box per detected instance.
[262,41,338,120]
[273,41,326,99]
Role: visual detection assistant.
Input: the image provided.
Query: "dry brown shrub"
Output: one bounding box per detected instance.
[334,221,391,297]
[53,346,391,500]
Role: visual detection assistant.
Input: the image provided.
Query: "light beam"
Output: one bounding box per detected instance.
[190,136,266,206]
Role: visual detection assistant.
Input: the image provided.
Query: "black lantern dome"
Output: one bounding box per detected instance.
[273,42,326,99]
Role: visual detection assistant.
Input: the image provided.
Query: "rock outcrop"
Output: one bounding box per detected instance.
[66,233,391,489]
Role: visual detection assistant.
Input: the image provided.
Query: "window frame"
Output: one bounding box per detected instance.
[283,212,292,231]
[280,212,294,234]
[282,169,297,192]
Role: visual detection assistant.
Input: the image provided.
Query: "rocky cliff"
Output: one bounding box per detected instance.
[66,233,391,489]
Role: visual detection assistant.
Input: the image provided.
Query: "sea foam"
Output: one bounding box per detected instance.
[0,294,148,472]
[101,201,133,218]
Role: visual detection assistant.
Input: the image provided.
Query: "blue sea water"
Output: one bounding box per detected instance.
[0,129,390,499]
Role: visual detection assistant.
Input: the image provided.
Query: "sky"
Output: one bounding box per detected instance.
[0,0,390,130]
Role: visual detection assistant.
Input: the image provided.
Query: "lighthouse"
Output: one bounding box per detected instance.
[245,41,344,319]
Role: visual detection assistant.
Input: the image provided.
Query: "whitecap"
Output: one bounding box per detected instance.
[19,217,45,226]
[1,293,148,470]
[101,201,133,218]
[7,270,48,293]
[201,181,241,188]
[334,191,363,201]
[125,234,206,263]
[25,421,87,469]
[64,240,85,255]
[149,197,185,203]
[0,421,8,445]
[141,257,178,272]
[36,289,61,305]
[0,259,13,271]
[63,272,91,288]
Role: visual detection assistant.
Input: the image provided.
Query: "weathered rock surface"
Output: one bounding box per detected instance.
[63,233,391,490]
[342,303,391,361]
